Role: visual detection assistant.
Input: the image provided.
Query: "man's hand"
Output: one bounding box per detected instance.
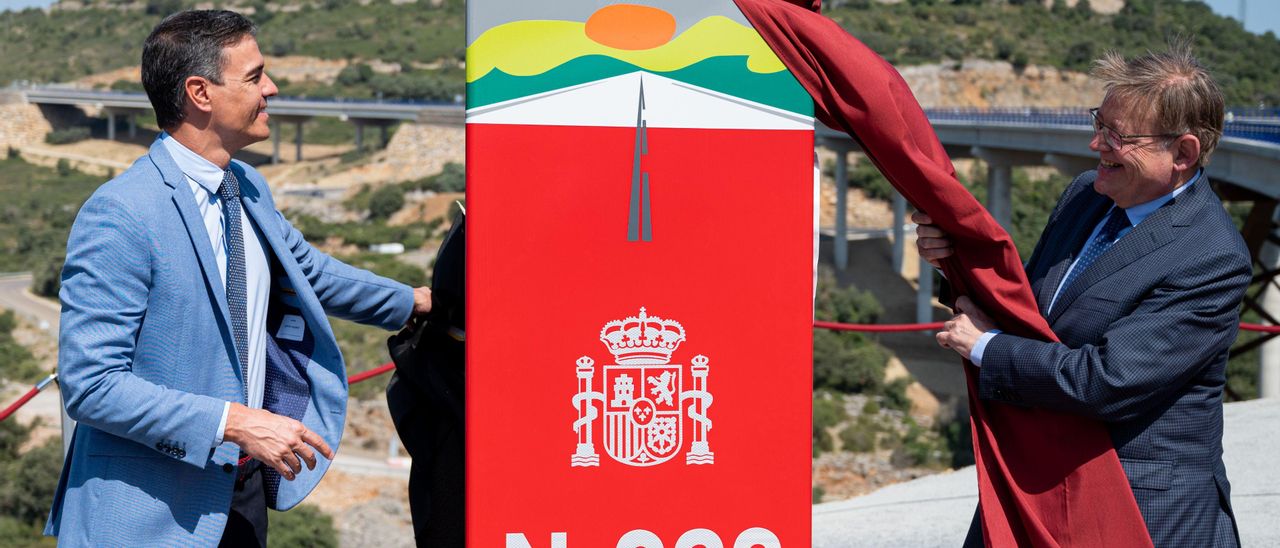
[412,286,432,316]
[223,403,334,481]
[913,211,954,268]
[936,296,998,360]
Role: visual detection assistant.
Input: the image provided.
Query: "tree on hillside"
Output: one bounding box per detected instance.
[367,185,405,221]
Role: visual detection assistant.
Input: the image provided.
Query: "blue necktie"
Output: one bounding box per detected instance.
[1059,206,1130,296]
[219,170,249,405]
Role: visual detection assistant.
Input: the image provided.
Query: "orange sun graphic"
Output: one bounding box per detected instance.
[585,4,677,51]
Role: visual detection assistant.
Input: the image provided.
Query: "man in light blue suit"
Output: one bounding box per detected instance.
[45,10,431,546]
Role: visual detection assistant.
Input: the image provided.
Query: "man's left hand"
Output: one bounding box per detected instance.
[412,286,432,316]
[936,296,997,360]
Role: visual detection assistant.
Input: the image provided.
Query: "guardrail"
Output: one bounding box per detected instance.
[924,107,1280,145]
[19,86,1280,145]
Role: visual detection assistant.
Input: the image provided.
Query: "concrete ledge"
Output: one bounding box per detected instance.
[813,399,1280,547]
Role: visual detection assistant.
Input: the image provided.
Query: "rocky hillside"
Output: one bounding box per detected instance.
[900,59,1102,108]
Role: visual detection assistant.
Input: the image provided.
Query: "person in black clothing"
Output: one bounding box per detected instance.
[387,209,466,547]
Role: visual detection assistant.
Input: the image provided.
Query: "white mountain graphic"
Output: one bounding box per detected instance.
[465,71,813,130]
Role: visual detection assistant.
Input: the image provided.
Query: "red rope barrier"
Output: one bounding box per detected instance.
[1240,323,1280,333]
[4,319,1278,420]
[0,373,56,422]
[349,363,396,385]
[814,320,944,333]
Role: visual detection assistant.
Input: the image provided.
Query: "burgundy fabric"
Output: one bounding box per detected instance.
[732,1,1153,546]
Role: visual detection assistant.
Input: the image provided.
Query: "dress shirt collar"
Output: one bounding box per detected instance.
[1117,168,1201,226]
[158,132,226,195]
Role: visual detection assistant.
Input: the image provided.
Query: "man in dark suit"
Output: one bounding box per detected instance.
[918,43,1249,546]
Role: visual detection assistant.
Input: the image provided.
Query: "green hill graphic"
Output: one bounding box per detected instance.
[468,55,812,116]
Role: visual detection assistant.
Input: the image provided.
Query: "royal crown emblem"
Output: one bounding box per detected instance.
[572,307,714,468]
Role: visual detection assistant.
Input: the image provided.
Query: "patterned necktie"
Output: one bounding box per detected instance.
[219,170,249,404]
[1059,206,1130,297]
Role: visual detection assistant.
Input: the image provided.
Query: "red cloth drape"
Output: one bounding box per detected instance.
[732,1,1153,546]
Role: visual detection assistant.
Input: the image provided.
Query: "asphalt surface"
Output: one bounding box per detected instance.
[0,273,60,333]
[813,398,1280,547]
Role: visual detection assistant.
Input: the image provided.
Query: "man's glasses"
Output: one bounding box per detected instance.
[1089,107,1181,150]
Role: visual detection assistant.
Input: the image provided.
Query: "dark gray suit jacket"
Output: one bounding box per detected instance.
[980,171,1249,547]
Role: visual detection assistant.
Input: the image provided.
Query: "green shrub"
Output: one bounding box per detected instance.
[0,310,41,383]
[31,255,64,299]
[813,390,848,455]
[812,485,825,504]
[54,159,72,177]
[108,79,144,93]
[367,185,405,221]
[45,128,90,145]
[941,415,975,468]
[890,418,952,469]
[838,415,879,453]
[267,504,338,548]
[0,418,62,544]
[881,377,913,413]
[813,269,891,394]
[403,162,465,193]
[5,147,17,159]
[814,330,889,393]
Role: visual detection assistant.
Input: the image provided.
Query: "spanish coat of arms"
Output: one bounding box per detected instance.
[571,307,714,468]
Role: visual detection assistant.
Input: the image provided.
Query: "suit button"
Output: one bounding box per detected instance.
[223,463,234,473]
[176,450,186,459]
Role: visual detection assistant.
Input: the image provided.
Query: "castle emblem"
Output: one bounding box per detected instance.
[571,307,714,468]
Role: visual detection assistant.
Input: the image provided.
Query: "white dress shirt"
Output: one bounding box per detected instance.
[159,133,271,445]
[970,170,1202,366]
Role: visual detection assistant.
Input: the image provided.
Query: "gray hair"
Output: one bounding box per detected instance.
[1091,39,1224,165]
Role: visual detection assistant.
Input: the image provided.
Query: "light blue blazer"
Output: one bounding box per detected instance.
[45,139,413,546]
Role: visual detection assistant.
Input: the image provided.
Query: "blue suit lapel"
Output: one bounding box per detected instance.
[147,142,238,374]
[232,165,338,352]
[1037,197,1110,318]
[1046,181,1202,325]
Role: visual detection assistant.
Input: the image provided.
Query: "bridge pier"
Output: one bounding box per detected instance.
[1260,236,1280,399]
[917,256,934,325]
[351,118,396,152]
[971,147,1043,230]
[295,120,304,161]
[1045,153,1096,177]
[271,115,313,162]
[833,146,851,270]
[893,191,906,274]
[271,119,280,164]
[102,107,146,142]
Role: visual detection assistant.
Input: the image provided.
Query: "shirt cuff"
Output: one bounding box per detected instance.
[213,401,230,447]
[970,329,1002,367]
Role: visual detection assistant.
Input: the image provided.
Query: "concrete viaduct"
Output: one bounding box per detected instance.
[20,87,461,163]
[19,88,1280,398]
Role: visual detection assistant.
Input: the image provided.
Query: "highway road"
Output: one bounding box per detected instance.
[0,273,59,336]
